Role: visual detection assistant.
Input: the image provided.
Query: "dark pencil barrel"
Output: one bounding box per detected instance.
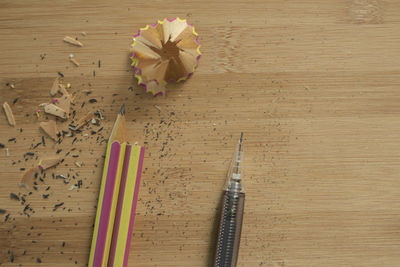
[214,190,245,267]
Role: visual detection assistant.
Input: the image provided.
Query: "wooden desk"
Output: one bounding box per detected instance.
[1,0,400,266]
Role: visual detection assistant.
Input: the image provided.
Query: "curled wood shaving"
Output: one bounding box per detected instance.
[44,104,67,119]
[38,157,61,170]
[63,36,83,47]
[74,111,93,130]
[70,58,80,66]
[3,102,16,126]
[19,167,38,190]
[39,120,59,140]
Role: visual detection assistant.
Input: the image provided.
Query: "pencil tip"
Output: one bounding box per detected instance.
[120,104,125,115]
[239,132,243,143]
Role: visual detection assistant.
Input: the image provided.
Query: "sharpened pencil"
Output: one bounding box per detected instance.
[89,105,127,267]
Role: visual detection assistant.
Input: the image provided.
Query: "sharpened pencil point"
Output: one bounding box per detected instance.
[120,104,125,115]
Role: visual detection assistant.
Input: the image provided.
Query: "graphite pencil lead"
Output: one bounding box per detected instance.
[120,104,125,115]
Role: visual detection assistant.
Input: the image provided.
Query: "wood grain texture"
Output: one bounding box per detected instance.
[1,0,400,266]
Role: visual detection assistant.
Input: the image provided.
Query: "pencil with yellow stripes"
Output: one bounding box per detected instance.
[88,105,127,267]
[108,143,145,267]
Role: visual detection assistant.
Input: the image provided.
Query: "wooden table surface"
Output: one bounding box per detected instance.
[1,0,400,266]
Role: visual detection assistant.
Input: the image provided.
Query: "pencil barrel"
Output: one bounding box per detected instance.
[214,191,245,267]
[108,144,145,267]
[88,141,126,267]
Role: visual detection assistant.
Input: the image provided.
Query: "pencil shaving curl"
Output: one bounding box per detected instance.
[130,18,201,96]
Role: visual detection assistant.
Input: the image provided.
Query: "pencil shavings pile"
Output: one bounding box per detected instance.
[130,18,201,95]
[19,77,97,190]
[36,78,97,140]
[40,78,72,122]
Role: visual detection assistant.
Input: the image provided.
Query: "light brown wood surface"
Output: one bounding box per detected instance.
[1,0,400,266]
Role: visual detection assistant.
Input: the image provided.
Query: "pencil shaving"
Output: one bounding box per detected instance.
[63,36,83,47]
[130,18,201,95]
[19,167,38,190]
[70,58,80,66]
[39,120,59,140]
[3,102,16,126]
[44,103,67,119]
[58,84,69,96]
[38,157,61,170]
[50,77,60,96]
[55,95,71,117]
[74,112,93,130]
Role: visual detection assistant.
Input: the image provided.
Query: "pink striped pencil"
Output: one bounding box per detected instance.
[88,105,127,267]
[108,144,145,267]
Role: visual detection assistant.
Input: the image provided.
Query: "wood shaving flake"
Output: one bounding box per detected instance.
[70,58,80,67]
[63,36,83,47]
[74,162,81,167]
[58,84,69,96]
[5,148,9,156]
[74,112,93,130]
[19,167,38,190]
[55,95,71,118]
[44,104,67,119]
[38,157,61,170]
[3,102,16,126]
[39,120,59,140]
[50,77,60,96]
